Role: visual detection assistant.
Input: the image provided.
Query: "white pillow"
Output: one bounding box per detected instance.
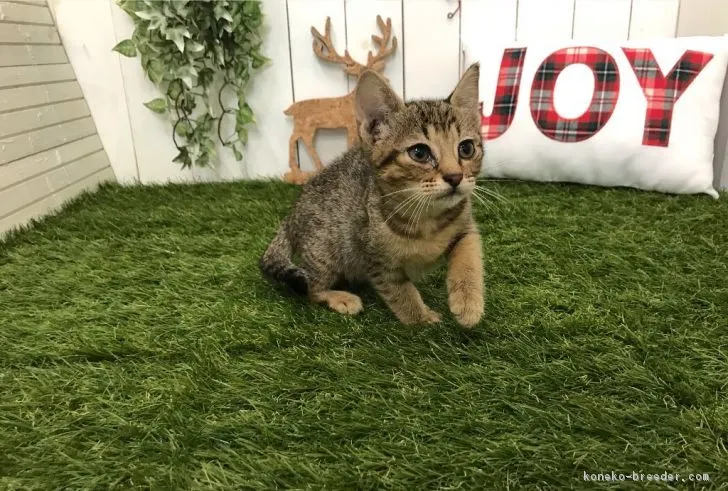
[473,35,728,198]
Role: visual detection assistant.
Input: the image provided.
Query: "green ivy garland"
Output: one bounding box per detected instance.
[112,0,268,169]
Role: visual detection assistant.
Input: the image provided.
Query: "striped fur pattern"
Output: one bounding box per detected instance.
[260,63,485,327]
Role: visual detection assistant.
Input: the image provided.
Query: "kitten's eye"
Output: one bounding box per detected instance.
[407,144,432,164]
[458,140,476,159]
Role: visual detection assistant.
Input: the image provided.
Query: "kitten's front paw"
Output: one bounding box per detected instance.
[449,292,484,328]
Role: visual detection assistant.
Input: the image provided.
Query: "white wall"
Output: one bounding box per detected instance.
[48,0,728,186]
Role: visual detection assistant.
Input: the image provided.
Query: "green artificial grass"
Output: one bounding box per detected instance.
[1,179,727,489]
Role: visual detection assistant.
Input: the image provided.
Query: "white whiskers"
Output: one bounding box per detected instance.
[384,191,421,224]
[470,183,509,212]
[380,187,417,199]
[406,193,432,235]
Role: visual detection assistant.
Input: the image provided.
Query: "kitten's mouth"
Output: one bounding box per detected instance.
[439,187,465,198]
[437,188,465,201]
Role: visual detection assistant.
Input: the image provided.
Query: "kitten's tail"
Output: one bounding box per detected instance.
[259,222,309,295]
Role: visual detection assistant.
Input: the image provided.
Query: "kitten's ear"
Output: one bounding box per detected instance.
[355,70,404,143]
[446,62,480,110]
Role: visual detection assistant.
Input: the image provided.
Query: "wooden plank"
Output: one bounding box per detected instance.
[460,0,518,154]
[677,0,728,190]
[7,1,48,6]
[0,149,108,218]
[461,0,517,46]
[0,166,115,237]
[0,116,96,165]
[572,0,631,40]
[0,63,74,88]
[345,0,404,96]
[57,0,138,184]
[403,0,460,99]
[47,149,109,191]
[628,0,680,39]
[0,2,53,24]
[0,80,82,113]
[516,0,575,42]
[677,0,728,36]
[460,0,518,76]
[0,99,89,138]
[713,61,728,190]
[0,134,102,191]
[0,23,59,43]
[241,0,295,180]
[111,1,177,185]
[0,45,67,67]
[287,0,348,172]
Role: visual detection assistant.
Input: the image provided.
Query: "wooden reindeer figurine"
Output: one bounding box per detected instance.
[283,15,398,185]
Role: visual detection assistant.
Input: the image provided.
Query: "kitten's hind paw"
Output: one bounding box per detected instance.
[421,307,442,325]
[394,306,442,325]
[312,290,364,316]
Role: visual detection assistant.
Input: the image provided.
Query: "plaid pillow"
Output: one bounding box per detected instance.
[473,35,728,198]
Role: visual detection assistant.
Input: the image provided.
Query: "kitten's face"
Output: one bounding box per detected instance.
[374,100,483,205]
[355,64,483,209]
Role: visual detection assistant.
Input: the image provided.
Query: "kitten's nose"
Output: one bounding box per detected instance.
[442,173,463,188]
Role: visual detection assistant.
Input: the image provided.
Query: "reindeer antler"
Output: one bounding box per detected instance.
[311,17,366,76]
[365,15,398,73]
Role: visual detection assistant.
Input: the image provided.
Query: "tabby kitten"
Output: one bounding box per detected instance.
[260,63,485,328]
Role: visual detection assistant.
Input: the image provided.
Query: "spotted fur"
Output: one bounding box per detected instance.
[260,63,485,327]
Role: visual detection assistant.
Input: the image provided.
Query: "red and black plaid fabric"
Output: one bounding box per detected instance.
[622,48,714,147]
[530,47,620,142]
[481,48,527,140]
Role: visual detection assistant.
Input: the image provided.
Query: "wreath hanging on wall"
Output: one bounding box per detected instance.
[112,0,268,169]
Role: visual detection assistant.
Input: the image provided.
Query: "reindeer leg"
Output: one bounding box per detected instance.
[288,132,300,173]
[346,123,359,148]
[302,132,324,172]
[284,131,307,184]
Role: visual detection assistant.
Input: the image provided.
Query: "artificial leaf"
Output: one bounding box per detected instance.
[173,148,191,168]
[196,113,214,134]
[175,119,193,137]
[181,76,192,89]
[117,0,142,18]
[187,142,201,160]
[186,40,205,53]
[147,59,165,85]
[213,2,229,21]
[113,0,266,170]
[205,139,217,158]
[112,39,137,57]
[237,103,254,124]
[167,80,183,101]
[214,43,225,66]
[144,98,168,113]
[236,126,248,145]
[173,0,190,17]
[162,2,174,18]
[198,68,215,89]
[196,149,210,167]
[251,51,268,69]
[165,28,186,52]
[134,9,155,20]
[179,69,194,89]
[147,14,165,31]
[242,1,260,16]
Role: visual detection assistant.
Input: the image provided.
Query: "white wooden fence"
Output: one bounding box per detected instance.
[47,0,728,186]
